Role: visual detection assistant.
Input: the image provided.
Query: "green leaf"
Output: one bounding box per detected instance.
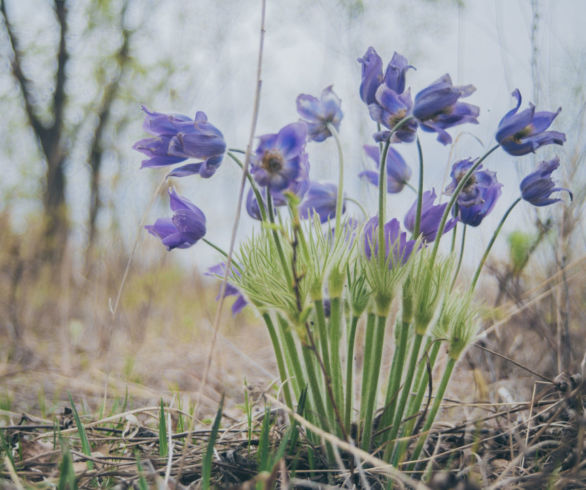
[68,393,93,471]
[159,398,168,458]
[202,395,224,490]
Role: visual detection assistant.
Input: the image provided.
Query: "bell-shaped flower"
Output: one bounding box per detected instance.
[520,158,572,206]
[145,188,206,250]
[359,144,411,193]
[496,89,566,156]
[363,217,416,267]
[369,86,418,143]
[134,106,226,178]
[358,47,384,105]
[251,122,308,191]
[296,86,343,142]
[445,159,502,227]
[404,189,456,242]
[206,263,247,316]
[413,74,479,145]
[298,181,343,223]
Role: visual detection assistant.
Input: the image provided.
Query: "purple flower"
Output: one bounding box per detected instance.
[133,106,226,178]
[251,122,308,191]
[145,188,206,250]
[358,47,384,105]
[404,189,456,242]
[413,74,479,145]
[206,263,247,316]
[296,86,343,142]
[496,89,566,156]
[369,86,418,143]
[520,158,572,206]
[298,182,343,223]
[363,217,416,267]
[445,159,502,227]
[359,144,412,193]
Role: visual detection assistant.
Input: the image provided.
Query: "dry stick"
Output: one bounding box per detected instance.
[178,0,267,478]
[472,343,554,384]
[265,395,428,489]
[109,175,167,316]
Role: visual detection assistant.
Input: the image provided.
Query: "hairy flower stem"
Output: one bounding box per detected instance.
[394,339,441,465]
[313,299,332,385]
[327,123,345,240]
[227,151,267,222]
[262,313,293,410]
[344,315,359,434]
[471,197,522,290]
[359,312,376,445]
[378,319,410,443]
[412,137,425,239]
[377,116,415,269]
[266,191,293,286]
[361,314,388,451]
[450,224,467,290]
[384,332,424,461]
[430,144,500,267]
[278,315,305,402]
[329,297,345,426]
[409,356,457,469]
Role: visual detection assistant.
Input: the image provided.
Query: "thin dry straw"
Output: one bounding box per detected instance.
[178,0,267,477]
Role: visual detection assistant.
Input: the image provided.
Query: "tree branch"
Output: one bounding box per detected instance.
[51,0,68,138]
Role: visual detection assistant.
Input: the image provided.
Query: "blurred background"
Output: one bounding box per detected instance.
[0,0,584,415]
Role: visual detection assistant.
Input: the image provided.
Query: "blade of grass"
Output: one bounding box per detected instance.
[257,405,272,472]
[57,446,77,490]
[68,393,93,471]
[159,398,168,458]
[135,453,148,490]
[201,395,224,490]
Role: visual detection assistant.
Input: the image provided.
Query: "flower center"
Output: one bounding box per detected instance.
[262,150,284,174]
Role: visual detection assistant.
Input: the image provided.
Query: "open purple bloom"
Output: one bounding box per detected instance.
[369,85,418,143]
[206,263,247,316]
[445,159,502,227]
[251,122,308,191]
[296,86,343,142]
[404,189,456,242]
[358,47,384,105]
[413,74,479,145]
[363,217,416,267]
[145,188,206,250]
[133,106,226,178]
[359,144,411,193]
[496,89,566,156]
[520,158,572,206]
[298,182,344,223]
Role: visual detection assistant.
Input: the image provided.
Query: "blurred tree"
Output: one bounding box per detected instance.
[0,0,133,267]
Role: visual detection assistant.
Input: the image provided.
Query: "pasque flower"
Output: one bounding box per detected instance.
[145,188,206,250]
[296,86,343,142]
[359,144,411,193]
[369,86,418,143]
[520,158,572,206]
[363,217,416,267]
[358,48,412,104]
[298,181,344,223]
[445,159,502,227]
[496,89,565,156]
[206,263,247,315]
[133,106,226,178]
[413,74,479,145]
[251,122,308,191]
[404,189,456,242]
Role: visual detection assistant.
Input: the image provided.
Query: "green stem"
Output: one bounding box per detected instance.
[361,314,387,451]
[430,144,500,267]
[327,123,345,240]
[450,221,458,253]
[277,316,305,403]
[262,313,293,410]
[313,299,335,430]
[266,191,293,286]
[471,197,522,290]
[328,296,345,426]
[344,315,359,434]
[359,312,376,444]
[410,356,457,468]
[345,197,368,219]
[384,333,423,461]
[412,137,425,239]
[379,319,410,442]
[227,150,267,222]
[301,344,331,432]
[450,224,467,290]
